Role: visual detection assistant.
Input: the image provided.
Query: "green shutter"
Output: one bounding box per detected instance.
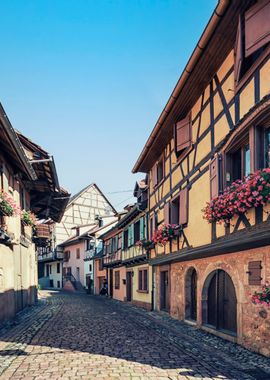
[121,231,125,250]
[140,217,145,240]
[115,235,119,251]
[128,224,134,247]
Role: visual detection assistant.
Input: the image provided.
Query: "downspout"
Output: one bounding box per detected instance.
[132,0,230,173]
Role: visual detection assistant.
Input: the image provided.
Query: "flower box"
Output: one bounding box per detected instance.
[21,211,37,227]
[203,169,270,225]
[0,192,21,217]
[152,224,181,246]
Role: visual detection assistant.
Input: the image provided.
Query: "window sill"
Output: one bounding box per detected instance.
[137,289,149,293]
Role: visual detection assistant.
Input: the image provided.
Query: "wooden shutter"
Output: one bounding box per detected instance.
[138,270,143,290]
[175,114,191,154]
[235,16,243,82]
[143,269,148,291]
[139,217,145,240]
[121,232,124,250]
[210,155,221,199]
[128,224,134,247]
[115,235,119,252]
[152,164,157,187]
[164,202,170,225]
[179,188,188,225]
[245,0,270,58]
[248,261,262,285]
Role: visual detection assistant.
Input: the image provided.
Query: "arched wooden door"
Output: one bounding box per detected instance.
[185,268,197,321]
[207,270,237,334]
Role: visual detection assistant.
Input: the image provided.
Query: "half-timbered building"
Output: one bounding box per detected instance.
[132,0,270,356]
[102,179,152,309]
[0,103,67,321]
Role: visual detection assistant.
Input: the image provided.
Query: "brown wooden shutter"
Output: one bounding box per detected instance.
[152,164,157,187]
[248,261,262,285]
[235,16,243,82]
[175,114,191,154]
[210,155,221,199]
[179,188,188,225]
[164,202,170,225]
[245,0,270,58]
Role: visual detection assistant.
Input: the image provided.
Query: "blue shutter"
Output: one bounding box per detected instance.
[128,224,134,247]
[139,217,145,240]
[121,231,125,250]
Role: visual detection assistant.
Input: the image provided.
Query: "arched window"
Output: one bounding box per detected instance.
[185,267,197,321]
[202,269,237,334]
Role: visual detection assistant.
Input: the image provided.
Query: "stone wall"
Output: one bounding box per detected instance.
[154,246,270,357]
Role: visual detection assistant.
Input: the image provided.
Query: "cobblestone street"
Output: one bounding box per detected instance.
[0,291,270,380]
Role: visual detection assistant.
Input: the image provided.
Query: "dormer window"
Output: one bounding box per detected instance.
[235,1,270,83]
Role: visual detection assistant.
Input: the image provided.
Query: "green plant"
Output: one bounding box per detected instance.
[21,210,37,227]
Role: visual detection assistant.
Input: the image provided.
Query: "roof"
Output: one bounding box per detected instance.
[68,183,117,215]
[17,131,71,223]
[132,0,252,173]
[0,103,37,181]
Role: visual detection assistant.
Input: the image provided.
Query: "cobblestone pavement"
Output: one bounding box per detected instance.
[0,291,270,380]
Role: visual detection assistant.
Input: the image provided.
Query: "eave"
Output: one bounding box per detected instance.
[132,0,254,174]
[149,221,270,266]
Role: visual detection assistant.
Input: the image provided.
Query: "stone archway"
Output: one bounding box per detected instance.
[185,267,197,321]
[202,269,237,334]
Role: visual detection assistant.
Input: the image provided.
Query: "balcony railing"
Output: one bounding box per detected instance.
[103,250,122,266]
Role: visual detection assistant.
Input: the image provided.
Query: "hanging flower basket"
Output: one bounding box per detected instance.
[0,192,21,217]
[202,169,270,225]
[251,282,270,307]
[152,224,180,246]
[21,210,37,227]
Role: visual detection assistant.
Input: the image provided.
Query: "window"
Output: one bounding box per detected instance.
[134,220,140,244]
[46,265,50,277]
[138,269,148,292]
[76,248,80,259]
[226,135,250,185]
[150,213,157,239]
[49,265,52,275]
[235,2,270,83]
[264,128,270,168]
[67,267,72,275]
[123,229,129,250]
[114,271,120,289]
[170,197,180,225]
[152,156,164,187]
[64,251,70,262]
[174,114,192,159]
[112,235,119,253]
[86,239,94,251]
[57,263,60,274]
[57,281,61,288]
[89,264,92,272]
[157,159,164,184]
[99,259,103,271]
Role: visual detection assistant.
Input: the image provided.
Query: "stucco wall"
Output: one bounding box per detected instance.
[63,241,85,286]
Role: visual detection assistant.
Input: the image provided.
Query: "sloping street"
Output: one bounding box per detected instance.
[0,291,270,380]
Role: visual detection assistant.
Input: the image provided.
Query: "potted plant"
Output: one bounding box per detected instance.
[251,282,270,307]
[152,224,180,246]
[21,210,37,227]
[0,192,21,216]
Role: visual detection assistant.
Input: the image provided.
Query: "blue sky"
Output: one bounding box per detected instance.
[0,0,216,209]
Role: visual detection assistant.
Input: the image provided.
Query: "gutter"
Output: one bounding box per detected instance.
[132,0,230,173]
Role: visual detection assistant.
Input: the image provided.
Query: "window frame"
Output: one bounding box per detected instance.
[138,268,148,293]
[114,270,120,289]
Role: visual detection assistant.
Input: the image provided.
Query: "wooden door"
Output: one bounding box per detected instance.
[207,270,237,334]
[109,269,113,298]
[160,270,169,311]
[190,270,197,321]
[126,271,132,302]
